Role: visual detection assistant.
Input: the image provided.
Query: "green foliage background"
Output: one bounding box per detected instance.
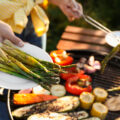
[46,0,120,52]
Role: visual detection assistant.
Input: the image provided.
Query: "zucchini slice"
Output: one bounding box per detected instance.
[27,111,76,120]
[49,96,80,112]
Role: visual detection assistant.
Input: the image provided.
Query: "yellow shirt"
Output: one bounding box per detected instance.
[0,0,49,36]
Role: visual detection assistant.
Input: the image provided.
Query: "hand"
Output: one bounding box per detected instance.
[0,21,24,47]
[49,0,83,21]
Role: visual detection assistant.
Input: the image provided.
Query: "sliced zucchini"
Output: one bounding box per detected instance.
[49,96,80,112]
[83,117,101,120]
[61,111,88,120]
[50,84,66,97]
[12,104,35,118]
[27,111,76,120]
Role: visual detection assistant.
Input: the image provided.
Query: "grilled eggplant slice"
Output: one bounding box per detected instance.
[12,96,80,118]
[61,111,89,120]
[27,111,76,120]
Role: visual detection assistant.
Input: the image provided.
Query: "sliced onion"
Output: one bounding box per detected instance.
[93,61,101,70]
[88,56,95,66]
[84,64,96,74]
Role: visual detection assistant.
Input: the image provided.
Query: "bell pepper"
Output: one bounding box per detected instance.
[65,74,92,95]
[60,69,85,80]
[50,50,73,66]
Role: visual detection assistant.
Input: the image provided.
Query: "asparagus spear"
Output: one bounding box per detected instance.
[0,67,50,90]
[101,44,120,73]
[0,48,54,83]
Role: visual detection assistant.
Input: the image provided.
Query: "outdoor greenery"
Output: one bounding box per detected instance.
[46,0,120,52]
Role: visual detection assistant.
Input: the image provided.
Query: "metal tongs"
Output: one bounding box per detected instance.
[82,15,120,43]
[82,15,112,34]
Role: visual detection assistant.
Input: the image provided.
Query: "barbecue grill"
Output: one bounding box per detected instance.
[7,50,120,120]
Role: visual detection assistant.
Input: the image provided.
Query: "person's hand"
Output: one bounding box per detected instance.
[0,21,24,47]
[49,0,83,21]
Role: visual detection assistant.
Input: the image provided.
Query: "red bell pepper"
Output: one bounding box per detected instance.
[50,50,73,66]
[65,74,92,95]
[60,69,84,80]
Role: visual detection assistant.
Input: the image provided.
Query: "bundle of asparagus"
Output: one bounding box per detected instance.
[0,40,75,90]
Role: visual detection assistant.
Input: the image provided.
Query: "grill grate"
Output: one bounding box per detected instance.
[68,50,120,120]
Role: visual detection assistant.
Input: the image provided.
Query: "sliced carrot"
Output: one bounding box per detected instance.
[13,93,58,105]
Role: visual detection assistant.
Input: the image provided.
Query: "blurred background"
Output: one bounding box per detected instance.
[46,0,120,52]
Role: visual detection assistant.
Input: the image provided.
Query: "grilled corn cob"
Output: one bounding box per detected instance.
[79,92,94,109]
[93,88,108,102]
[91,102,108,120]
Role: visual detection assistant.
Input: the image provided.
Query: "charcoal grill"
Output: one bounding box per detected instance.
[7,50,120,120]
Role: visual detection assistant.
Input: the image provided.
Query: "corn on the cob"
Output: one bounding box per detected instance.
[79,92,94,110]
[91,102,108,120]
[93,88,108,102]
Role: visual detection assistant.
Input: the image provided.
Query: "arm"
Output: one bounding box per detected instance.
[48,0,83,21]
[0,21,24,47]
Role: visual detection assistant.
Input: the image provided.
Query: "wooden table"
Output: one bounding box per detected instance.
[57,26,112,52]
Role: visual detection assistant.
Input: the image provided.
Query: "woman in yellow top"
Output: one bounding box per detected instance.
[0,0,83,48]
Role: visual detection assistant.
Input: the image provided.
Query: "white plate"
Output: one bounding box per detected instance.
[0,43,53,90]
[105,31,120,47]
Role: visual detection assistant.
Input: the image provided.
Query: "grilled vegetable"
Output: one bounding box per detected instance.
[27,111,76,120]
[50,50,74,66]
[12,104,35,118]
[105,96,120,111]
[93,88,108,102]
[101,44,120,73]
[107,86,120,92]
[32,85,50,95]
[65,75,92,95]
[12,96,80,118]
[91,102,108,120]
[83,117,101,120]
[49,96,80,112]
[13,93,58,105]
[79,92,94,110]
[61,111,88,120]
[50,84,66,97]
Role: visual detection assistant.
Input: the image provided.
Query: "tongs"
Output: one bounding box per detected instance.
[82,14,120,43]
[82,14,112,34]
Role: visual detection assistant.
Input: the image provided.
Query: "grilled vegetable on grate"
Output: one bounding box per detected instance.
[105,96,120,111]
[91,102,108,120]
[27,111,76,120]
[50,84,66,97]
[93,88,108,102]
[79,92,95,110]
[12,96,80,118]
[13,93,58,105]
